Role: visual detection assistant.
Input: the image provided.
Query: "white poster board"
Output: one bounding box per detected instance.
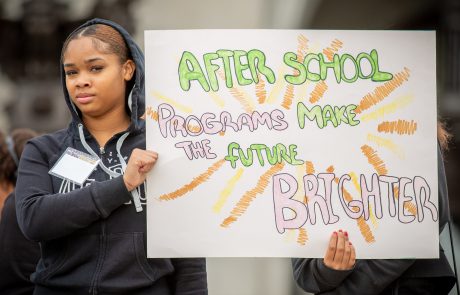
[145,30,438,258]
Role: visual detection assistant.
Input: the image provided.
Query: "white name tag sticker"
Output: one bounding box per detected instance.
[49,147,100,186]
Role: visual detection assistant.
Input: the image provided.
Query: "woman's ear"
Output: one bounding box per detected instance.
[123,60,136,81]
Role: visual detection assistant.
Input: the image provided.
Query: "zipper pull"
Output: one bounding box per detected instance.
[99,146,105,155]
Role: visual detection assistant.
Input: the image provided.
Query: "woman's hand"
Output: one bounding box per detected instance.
[123,148,158,191]
[323,230,356,270]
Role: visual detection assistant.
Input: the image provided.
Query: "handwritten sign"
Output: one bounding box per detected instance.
[145,30,438,258]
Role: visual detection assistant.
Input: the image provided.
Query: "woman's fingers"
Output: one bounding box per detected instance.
[324,231,338,267]
[132,149,158,169]
[341,239,352,270]
[123,149,159,191]
[323,230,356,271]
[348,243,356,268]
[333,230,346,266]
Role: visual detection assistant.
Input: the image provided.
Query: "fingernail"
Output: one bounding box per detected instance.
[345,231,348,237]
[349,242,352,245]
[333,231,337,235]
[339,229,342,233]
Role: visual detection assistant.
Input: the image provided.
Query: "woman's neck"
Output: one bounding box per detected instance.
[82,109,131,148]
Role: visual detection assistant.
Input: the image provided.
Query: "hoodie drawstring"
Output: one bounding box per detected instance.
[78,123,143,212]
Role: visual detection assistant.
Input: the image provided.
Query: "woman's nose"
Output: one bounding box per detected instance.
[75,74,91,88]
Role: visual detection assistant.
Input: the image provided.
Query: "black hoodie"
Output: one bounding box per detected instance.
[15,18,207,295]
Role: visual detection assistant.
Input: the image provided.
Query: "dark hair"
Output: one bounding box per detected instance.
[0,128,37,186]
[61,23,135,115]
[438,120,452,151]
[61,24,130,64]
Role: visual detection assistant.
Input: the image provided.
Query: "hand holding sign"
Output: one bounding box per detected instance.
[123,148,158,191]
[323,230,356,271]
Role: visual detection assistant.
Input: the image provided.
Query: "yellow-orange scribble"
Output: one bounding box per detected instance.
[367,133,405,159]
[188,125,201,133]
[284,229,297,243]
[297,34,309,62]
[393,186,417,216]
[266,67,287,104]
[296,82,309,104]
[378,119,417,135]
[218,71,254,113]
[328,165,376,243]
[323,39,343,61]
[208,91,225,107]
[146,106,158,121]
[297,228,308,245]
[221,163,285,228]
[159,159,225,201]
[361,145,388,175]
[309,81,328,104]
[295,165,307,203]
[282,84,295,109]
[348,172,378,229]
[341,183,376,242]
[405,202,417,216]
[393,186,399,199]
[213,168,244,213]
[219,131,225,136]
[355,68,411,114]
[349,172,361,193]
[152,90,193,114]
[357,218,376,243]
[256,74,267,104]
[306,161,315,174]
[359,95,414,122]
[228,87,254,113]
[342,186,355,203]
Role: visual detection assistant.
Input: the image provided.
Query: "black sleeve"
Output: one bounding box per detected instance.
[292,258,353,293]
[15,142,132,241]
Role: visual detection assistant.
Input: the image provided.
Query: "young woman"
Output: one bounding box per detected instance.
[0,128,39,295]
[292,122,456,294]
[15,19,207,295]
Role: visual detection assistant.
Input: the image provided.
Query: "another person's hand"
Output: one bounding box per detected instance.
[123,148,158,191]
[323,230,356,270]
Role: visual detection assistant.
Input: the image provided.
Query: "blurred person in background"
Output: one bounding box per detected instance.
[0,128,38,214]
[0,128,39,295]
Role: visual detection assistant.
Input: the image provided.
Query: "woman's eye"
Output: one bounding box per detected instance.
[65,70,77,76]
[91,66,104,72]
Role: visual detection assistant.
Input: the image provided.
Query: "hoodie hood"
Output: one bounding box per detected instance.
[60,18,145,132]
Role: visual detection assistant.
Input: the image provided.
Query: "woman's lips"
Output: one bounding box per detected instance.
[75,94,95,104]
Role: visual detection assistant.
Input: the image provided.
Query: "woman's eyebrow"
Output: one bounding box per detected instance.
[85,57,105,63]
[63,57,105,67]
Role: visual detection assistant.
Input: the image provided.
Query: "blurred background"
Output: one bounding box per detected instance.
[0,0,459,294]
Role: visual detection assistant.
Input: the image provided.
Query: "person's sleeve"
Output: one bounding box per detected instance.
[171,258,207,295]
[15,142,132,241]
[293,258,415,295]
[335,259,415,294]
[292,258,353,293]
